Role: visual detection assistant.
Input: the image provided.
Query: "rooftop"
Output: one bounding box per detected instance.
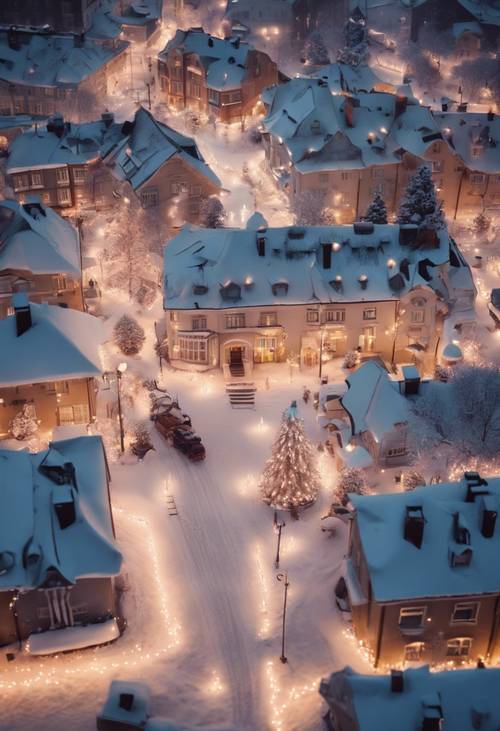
[350,474,500,601]
[0,198,80,276]
[163,221,452,311]
[0,298,103,386]
[0,435,121,591]
[320,665,500,731]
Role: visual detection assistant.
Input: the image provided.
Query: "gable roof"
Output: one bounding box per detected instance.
[0,198,80,276]
[0,436,121,590]
[106,106,221,190]
[320,665,500,731]
[341,361,409,440]
[435,111,500,174]
[160,27,253,91]
[0,300,103,386]
[163,222,450,310]
[350,475,500,601]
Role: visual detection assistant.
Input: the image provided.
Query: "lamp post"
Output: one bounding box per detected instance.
[277,572,289,663]
[318,327,325,381]
[273,511,286,568]
[116,362,127,453]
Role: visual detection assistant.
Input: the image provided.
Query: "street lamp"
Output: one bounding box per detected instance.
[273,511,286,568]
[318,326,326,381]
[277,572,289,663]
[116,362,127,453]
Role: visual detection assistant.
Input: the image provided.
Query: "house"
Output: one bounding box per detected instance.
[0,114,47,150]
[0,27,128,121]
[0,435,123,654]
[0,295,103,438]
[6,107,221,225]
[406,0,500,47]
[0,0,102,33]
[157,27,278,123]
[163,219,471,377]
[340,361,411,467]
[261,78,500,221]
[0,198,83,317]
[320,665,500,731]
[345,472,500,667]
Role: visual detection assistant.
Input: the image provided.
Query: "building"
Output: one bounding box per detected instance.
[340,360,411,467]
[0,0,101,33]
[320,665,500,731]
[158,27,278,123]
[405,0,500,47]
[262,76,500,221]
[0,114,47,150]
[345,472,500,667]
[0,295,103,438]
[0,198,83,317]
[0,27,128,121]
[162,220,472,377]
[6,107,221,225]
[0,435,123,654]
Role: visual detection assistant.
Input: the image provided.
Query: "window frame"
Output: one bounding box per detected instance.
[191,315,207,331]
[451,602,479,625]
[325,309,345,323]
[399,606,426,630]
[307,309,319,323]
[363,308,377,321]
[446,637,472,657]
[225,313,246,329]
[259,311,278,327]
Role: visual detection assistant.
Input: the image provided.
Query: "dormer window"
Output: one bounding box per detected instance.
[272,281,288,296]
[311,119,321,135]
[471,144,483,157]
[453,512,470,545]
[450,547,473,567]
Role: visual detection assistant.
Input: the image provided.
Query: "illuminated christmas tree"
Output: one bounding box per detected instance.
[260,401,321,514]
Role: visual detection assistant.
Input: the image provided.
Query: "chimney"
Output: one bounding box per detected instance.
[7,28,20,51]
[390,670,404,693]
[101,111,115,128]
[353,221,374,235]
[47,113,65,138]
[52,484,77,530]
[358,274,368,290]
[402,365,420,395]
[487,109,495,122]
[74,32,85,47]
[395,95,408,118]
[12,293,32,337]
[231,36,241,49]
[464,471,489,502]
[480,495,497,538]
[344,96,354,128]
[119,693,135,712]
[441,101,448,112]
[421,694,443,731]
[256,234,266,257]
[404,505,424,549]
[322,243,332,269]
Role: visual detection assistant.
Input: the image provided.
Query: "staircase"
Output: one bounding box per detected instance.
[226,382,256,408]
[229,361,245,378]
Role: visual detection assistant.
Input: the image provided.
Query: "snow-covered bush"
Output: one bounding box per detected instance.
[472,211,491,237]
[293,191,336,226]
[130,421,154,459]
[434,363,452,382]
[343,350,359,369]
[402,470,426,491]
[114,314,146,356]
[398,165,445,230]
[364,192,388,224]
[303,31,330,66]
[335,467,369,505]
[10,405,39,441]
[200,196,226,228]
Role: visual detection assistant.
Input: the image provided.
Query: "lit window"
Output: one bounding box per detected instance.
[192,316,207,330]
[226,313,245,329]
[72,167,86,183]
[259,312,277,327]
[141,187,159,208]
[411,310,425,323]
[56,168,69,185]
[404,642,425,661]
[363,308,377,320]
[446,638,472,657]
[178,335,208,363]
[57,188,71,205]
[325,309,345,322]
[307,309,319,323]
[30,171,43,187]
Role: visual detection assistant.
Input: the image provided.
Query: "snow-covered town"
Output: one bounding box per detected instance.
[0,1,500,730]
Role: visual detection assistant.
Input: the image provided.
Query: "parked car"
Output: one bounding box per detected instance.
[172,427,206,461]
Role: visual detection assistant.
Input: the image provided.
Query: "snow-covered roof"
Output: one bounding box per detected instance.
[322,62,400,95]
[164,222,451,310]
[452,20,483,37]
[7,115,125,173]
[0,299,103,386]
[0,113,45,131]
[159,28,253,91]
[320,665,500,731]
[0,198,80,276]
[435,111,500,174]
[0,435,122,591]
[342,361,409,440]
[0,30,128,88]
[350,475,500,601]
[458,0,500,27]
[106,106,221,190]
[262,80,438,173]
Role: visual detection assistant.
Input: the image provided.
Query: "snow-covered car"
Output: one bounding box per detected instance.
[172,427,206,462]
[334,576,351,614]
[488,289,500,328]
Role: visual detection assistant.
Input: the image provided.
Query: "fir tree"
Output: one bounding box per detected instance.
[114,314,146,356]
[10,405,39,440]
[364,191,388,224]
[260,401,321,512]
[472,211,491,237]
[335,467,370,505]
[200,196,226,228]
[337,13,369,67]
[398,165,445,229]
[303,31,330,66]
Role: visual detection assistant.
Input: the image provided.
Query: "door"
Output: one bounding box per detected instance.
[229,346,243,364]
[360,327,375,352]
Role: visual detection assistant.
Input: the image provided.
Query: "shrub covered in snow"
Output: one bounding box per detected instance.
[343,350,359,369]
[402,470,426,491]
[10,405,39,440]
[364,192,388,224]
[472,211,491,237]
[335,467,369,505]
[303,31,330,66]
[398,165,445,230]
[293,191,336,226]
[130,421,154,459]
[114,314,146,356]
[200,196,226,228]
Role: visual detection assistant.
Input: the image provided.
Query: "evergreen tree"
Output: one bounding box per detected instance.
[10,405,39,440]
[335,467,369,505]
[303,31,330,66]
[364,191,388,224]
[200,196,226,228]
[398,165,445,229]
[260,401,321,512]
[472,211,491,237]
[337,13,369,67]
[114,314,146,356]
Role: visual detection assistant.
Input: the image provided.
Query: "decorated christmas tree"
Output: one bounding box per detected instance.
[337,12,369,67]
[260,401,321,513]
[398,165,445,229]
[364,191,388,224]
[10,405,39,441]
